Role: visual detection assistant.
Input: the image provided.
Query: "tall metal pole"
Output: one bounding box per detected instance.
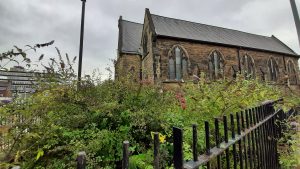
[290,0,300,47]
[78,0,86,86]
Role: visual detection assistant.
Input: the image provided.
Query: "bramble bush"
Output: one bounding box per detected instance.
[0,45,299,168]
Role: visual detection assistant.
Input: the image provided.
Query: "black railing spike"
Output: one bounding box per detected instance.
[214,118,221,169]
[230,114,237,169]
[245,109,250,129]
[192,124,198,162]
[230,114,235,139]
[205,121,211,169]
[173,127,183,169]
[223,116,230,169]
[205,121,210,155]
[241,111,245,131]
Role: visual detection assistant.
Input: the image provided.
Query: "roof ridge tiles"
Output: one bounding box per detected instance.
[122,19,143,25]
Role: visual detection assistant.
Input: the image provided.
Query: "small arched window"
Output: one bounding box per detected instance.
[241,55,255,79]
[267,57,279,82]
[287,60,298,85]
[143,34,148,56]
[208,50,224,80]
[168,46,189,80]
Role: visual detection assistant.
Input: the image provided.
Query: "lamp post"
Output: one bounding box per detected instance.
[78,0,86,86]
[290,0,300,47]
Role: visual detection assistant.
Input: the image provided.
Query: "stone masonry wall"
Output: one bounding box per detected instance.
[156,38,300,89]
[115,54,141,81]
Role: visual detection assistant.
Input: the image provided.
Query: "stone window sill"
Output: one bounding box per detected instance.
[162,79,185,83]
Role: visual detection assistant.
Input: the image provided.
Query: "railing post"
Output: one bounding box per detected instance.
[223,116,230,169]
[154,132,160,169]
[254,107,261,168]
[214,118,221,169]
[173,127,183,169]
[77,151,86,169]
[230,114,237,169]
[241,111,248,169]
[192,124,198,162]
[122,141,129,169]
[205,121,211,169]
[236,112,244,169]
[246,109,253,169]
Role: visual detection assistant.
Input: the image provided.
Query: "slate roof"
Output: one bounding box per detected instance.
[120,20,143,54]
[151,14,298,56]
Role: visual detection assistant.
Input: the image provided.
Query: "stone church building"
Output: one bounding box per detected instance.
[115,9,300,90]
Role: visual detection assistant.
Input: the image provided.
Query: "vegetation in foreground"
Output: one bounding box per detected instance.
[1,73,299,168]
[0,44,299,168]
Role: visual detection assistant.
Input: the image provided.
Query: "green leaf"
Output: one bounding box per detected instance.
[36,148,44,161]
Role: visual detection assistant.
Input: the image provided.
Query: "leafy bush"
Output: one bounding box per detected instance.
[2,72,294,168]
[0,45,299,168]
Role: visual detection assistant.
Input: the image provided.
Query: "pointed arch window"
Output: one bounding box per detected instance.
[168,46,189,80]
[241,55,255,79]
[208,50,224,80]
[287,60,298,85]
[143,34,148,56]
[268,57,279,82]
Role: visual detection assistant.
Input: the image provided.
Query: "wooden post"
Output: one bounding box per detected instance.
[153,132,160,169]
[122,141,129,169]
[77,151,86,169]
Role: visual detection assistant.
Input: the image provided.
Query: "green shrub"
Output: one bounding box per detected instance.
[1,72,299,168]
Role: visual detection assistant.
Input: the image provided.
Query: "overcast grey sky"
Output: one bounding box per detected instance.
[0,0,299,78]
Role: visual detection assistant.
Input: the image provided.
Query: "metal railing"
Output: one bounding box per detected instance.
[78,99,287,169]
[176,99,284,169]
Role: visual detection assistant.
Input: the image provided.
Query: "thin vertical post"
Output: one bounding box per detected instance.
[173,127,183,169]
[236,112,244,169]
[247,109,253,169]
[257,106,264,169]
[214,118,221,169]
[77,0,86,87]
[272,114,280,168]
[77,151,86,169]
[205,121,211,169]
[122,141,129,169]
[260,106,267,169]
[246,109,253,169]
[250,108,256,168]
[241,111,245,131]
[241,111,248,169]
[154,132,160,169]
[230,114,237,169]
[192,124,198,162]
[254,107,261,168]
[263,105,269,169]
[223,116,230,169]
